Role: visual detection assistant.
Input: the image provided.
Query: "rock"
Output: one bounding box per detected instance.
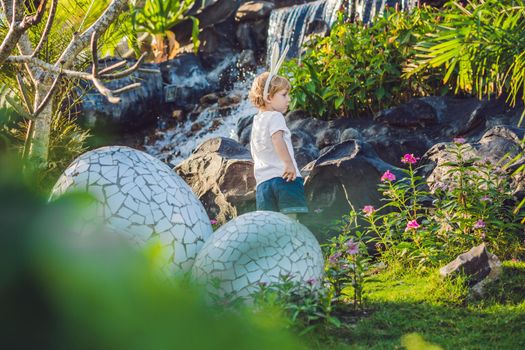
[341,128,362,142]
[374,99,438,128]
[171,0,241,46]
[316,128,340,150]
[79,60,163,132]
[200,93,220,106]
[218,93,242,107]
[160,54,217,109]
[421,125,525,197]
[175,137,256,224]
[191,122,203,132]
[302,139,403,238]
[236,19,269,52]
[172,109,185,122]
[235,1,275,22]
[439,244,500,287]
[237,114,255,145]
[471,253,503,296]
[291,129,319,169]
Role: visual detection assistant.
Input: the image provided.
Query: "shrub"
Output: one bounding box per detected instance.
[346,145,524,270]
[283,7,445,119]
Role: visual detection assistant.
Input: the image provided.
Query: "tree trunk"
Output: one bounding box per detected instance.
[27,83,53,166]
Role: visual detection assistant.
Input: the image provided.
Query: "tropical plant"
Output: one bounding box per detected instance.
[404,0,525,123]
[130,0,200,62]
[282,6,445,119]
[0,0,152,169]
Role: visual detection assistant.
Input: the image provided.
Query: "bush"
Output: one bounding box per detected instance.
[283,7,445,119]
[342,144,524,270]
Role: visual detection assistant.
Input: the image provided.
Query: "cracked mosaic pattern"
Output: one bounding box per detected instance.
[192,211,324,298]
[50,146,212,272]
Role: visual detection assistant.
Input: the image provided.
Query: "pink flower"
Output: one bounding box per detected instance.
[401,153,420,164]
[210,219,218,225]
[346,239,359,255]
[405,219,420,231]
[473,219,486,229]
[453,137,466,144]
[306,278,317,285]
[480,195,492,203]
[381,170,396,182]
[328,252,342,264]
[363,205,375,216]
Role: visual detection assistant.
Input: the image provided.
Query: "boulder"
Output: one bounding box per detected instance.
[374,98,439,128]
[175,137,256,224]
[171,0,241,46]
[79,60,163,132]
[440,244,501,288]
[160,54,217,109]
[471,252,503,296]
[302,139,403,238]
[235,1,275,22]
[236,19,269,52]
[360,96,520,167]
[421,125,525,197]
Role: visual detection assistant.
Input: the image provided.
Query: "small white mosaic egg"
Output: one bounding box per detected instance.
[50,146,212,272]
[192,211,324,298]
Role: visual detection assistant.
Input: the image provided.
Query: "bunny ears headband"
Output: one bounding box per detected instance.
[263,42,289,101]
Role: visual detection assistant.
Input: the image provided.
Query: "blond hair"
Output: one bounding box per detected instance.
[249,72,291,108]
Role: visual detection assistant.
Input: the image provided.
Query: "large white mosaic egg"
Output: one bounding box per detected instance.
[50,146,213,272]
[191,211,324,298]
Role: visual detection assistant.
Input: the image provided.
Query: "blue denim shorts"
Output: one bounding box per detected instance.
[256,177,309,214]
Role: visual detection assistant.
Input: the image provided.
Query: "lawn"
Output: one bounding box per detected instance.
[307,261,525,349]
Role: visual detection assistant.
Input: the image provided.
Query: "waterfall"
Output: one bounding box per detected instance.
[266,0,343,63]
[353,0,419,24]
[265,0,419,65]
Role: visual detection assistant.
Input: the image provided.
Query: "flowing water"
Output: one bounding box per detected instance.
[144,70,260,167]
[353,0,419,23]
[266,0,343,62]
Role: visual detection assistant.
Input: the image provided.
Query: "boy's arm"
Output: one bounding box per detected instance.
[271,131,296,182]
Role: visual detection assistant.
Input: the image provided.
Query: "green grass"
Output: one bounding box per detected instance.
[307,261,525,349]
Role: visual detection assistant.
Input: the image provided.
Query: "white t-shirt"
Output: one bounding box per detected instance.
[250,111,301,187]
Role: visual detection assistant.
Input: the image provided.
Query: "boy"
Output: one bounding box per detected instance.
[248,72,309,219]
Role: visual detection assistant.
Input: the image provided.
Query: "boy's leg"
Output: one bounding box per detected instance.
[276,178,309,217]
[256,179,279,212]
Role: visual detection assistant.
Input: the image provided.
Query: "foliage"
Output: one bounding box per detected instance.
[404,0,525,124]
[251,274,340,333]
[324,223,370,310]
[246,220,371,333]
[0,165,303,349]
[130,0,200,62]
[0,85,20,151]
[348,145,524,270]
[4,82,90,193]
[282,7,445,119]
[284,0,525,121]
[306,264,525,349]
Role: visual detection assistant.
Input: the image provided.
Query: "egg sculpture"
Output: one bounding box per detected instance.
[192,211,324,298]
[50,146,213,272]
